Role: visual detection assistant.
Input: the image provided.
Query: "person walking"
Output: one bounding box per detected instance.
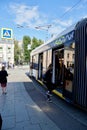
[0,65,8,94]
[43,64,53,102]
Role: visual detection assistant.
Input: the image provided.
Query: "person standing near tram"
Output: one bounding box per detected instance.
[43,64,53,102]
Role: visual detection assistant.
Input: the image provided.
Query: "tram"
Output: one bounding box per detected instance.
[30,18,87,109]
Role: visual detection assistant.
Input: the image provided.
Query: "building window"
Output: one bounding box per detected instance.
[0,47,3,53]
[72,54,75,59]
[67,53,69,58]
[8,47,11,53]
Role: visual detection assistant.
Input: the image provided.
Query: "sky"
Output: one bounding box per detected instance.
[0,0,87,42]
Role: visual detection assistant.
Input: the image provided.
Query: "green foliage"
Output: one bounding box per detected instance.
[14,36,44,64]
[14,40,20,64]
[14,39,24,65]
[31,37,43,50]
[23,36,31,62]
[23,36,43,63]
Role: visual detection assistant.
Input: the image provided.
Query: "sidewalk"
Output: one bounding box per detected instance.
[0,68,60,130]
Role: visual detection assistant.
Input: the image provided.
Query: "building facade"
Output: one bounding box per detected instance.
[0,28,14,68]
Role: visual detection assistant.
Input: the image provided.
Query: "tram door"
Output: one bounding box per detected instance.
[53,48,64,92]
[38,53,43,80]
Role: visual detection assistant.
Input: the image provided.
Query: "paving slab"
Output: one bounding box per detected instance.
[0,67,60,130]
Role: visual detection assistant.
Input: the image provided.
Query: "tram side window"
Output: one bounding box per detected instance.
[54,49,64,86]
[43,52,47,73]
[43,50,52,74]
[32,57,34,69]
[64,42,75,92]
[64,66,73,81]
[32,55,38,69]
[47,50,52,68]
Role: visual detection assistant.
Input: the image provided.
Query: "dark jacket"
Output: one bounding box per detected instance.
[45,69,52,83]
[0,70,8,83]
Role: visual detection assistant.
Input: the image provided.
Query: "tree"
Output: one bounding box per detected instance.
[23,36,31,63]
[14,40,22,65]
[31,37,43,50]
[22,36,44,63]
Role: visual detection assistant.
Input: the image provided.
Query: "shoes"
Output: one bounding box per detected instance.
[4,92,7,94]
[2,92,7,94]
[46,91,52,96]
[47,98,52,102]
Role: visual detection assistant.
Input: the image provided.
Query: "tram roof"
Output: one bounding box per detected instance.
[31,23,76,56]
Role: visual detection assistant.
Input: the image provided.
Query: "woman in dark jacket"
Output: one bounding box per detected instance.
[0,66,8,94]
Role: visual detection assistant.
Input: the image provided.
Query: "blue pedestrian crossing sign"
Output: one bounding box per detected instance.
[1,28,13,39]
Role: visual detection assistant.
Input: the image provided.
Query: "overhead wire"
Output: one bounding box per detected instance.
[45,0,83,32]
[49,0,83,37]
[58,0,82,20]
[16,0,83,40]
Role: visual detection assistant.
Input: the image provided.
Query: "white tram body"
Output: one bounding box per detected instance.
[30,18,87,109]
